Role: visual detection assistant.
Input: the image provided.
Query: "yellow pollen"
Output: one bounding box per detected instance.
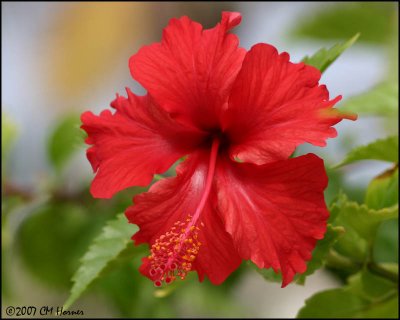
[147,216,203,287]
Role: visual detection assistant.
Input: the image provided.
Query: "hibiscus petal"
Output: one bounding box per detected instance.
[126,150,241,285]
[129,12,246,130]
[81,89,206,198]
[224,43,351,164]
[215,153,329,287]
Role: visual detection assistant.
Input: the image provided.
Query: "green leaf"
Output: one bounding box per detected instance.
[374,263,399,278]
[330,193,397,264]
[366,167,398,210]
[374,219,399,263]
[361,269,397,299]
[47,114,84,172]
[253,263,282,284]
[64,213,138,309]
[334,136,398,168]
[297,287,398,318]
[335,193,397,240]
[292,2,396,44]
[302,33,359,73]
[347,270,399,317]
[340,81,398,117]
[297,225,345,284]
[362,294,399,318]
[297,288,368,318]
[329,193,368,262]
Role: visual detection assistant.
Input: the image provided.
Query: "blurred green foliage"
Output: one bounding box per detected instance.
[291,2,397,44]
[47,114,85,173]
[17,203,102,288]
[2,113,18,177]
[340,82,399,118]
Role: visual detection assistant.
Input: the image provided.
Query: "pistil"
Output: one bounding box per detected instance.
[148,138,220,286]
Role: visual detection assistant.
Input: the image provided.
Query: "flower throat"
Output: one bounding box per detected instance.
[148,138,220,287]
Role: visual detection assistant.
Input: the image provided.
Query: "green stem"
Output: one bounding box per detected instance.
[325,250,361,272]
[367,262,399,283]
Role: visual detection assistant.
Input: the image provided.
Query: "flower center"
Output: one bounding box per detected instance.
[148,137,220,287]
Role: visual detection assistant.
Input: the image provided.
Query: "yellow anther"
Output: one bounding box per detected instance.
[147,215,203,287]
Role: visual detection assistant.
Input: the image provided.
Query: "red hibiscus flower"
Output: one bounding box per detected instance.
[81,12,356,288]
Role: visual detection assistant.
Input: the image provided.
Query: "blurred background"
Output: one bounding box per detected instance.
[2,2,398,318]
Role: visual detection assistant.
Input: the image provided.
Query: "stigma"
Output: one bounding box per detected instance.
[148,215,202,287]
